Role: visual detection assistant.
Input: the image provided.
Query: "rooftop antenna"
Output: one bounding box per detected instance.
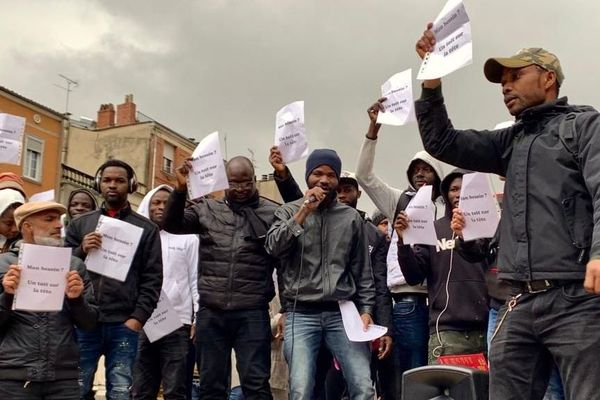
[54,74,79,114]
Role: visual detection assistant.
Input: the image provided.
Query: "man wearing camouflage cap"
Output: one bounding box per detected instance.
[412,24,600,399]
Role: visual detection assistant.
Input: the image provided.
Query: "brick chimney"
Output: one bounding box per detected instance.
[116,94,137,126]
[97,104,115,129]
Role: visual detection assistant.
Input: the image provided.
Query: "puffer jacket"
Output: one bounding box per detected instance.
[0,242,98,381]
[65,204,163,324]
[416,86,600,281]
[265,199,375,315]
[163,190,278,310]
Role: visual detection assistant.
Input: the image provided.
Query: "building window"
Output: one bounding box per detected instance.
[162,142,175,174]
[23,135,44,181]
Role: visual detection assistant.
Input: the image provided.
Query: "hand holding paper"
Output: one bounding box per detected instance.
[338,300,387,342]
[65,270,84,299]
[416,0,472,80]
[274,101,308,164]
[403,185,438,246]
[187,132,229,200]
[458,173,501,241]
[2,264,21,295]
[376,69,416,126]
[13,243,72,312]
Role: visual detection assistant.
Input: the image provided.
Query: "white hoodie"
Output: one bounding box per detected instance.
[356,137,446,294]
[138,184,199,325]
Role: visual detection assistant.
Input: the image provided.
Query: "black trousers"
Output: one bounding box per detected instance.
[490,281,600,400]
[132,325,193,400]
[196,307,272,400]
[0,379,79,399]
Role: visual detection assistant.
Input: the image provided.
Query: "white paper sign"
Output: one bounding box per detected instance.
[338,300,387,342]
[458,173,501,241]
[85,216,143,282]
[29,189,56,202]
[275,101,308,163]
[143,290,184,343]
[417,0,472,80]
[13,243,71,312]
[377,69,416,126]
[403,185,438,246]
[188,131,229,200]
[0,113,26,165]
[386,230,406,288]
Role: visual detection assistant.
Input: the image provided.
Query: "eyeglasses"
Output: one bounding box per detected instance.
[228,181,254,190]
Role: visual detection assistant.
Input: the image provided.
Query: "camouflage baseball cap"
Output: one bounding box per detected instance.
[484,48,564,86]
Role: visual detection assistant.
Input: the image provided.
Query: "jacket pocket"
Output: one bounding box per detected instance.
[562,193,593,249]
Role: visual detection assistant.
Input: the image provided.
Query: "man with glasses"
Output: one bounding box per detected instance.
[163,156,279,400]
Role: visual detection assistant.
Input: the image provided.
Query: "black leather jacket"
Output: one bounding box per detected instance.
[266,199,375,315]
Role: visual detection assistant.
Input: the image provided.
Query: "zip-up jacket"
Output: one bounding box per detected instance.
[65,204,163,324]
[272,170,392,328]
[265,199,375,315]
[163,190,278,310]
[0,243,98,381]
[416,85,600,281]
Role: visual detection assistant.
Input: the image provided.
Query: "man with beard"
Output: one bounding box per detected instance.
[132,185,199,400]
[414,25,600,398]
[0,201,97,399]
[162,156,278,400]
[393,169,488,364]
[268,147,392,399]
[265,149,375,400]
[65,160,163,400]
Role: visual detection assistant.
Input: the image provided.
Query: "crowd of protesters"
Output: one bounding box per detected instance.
[1,22,600,400]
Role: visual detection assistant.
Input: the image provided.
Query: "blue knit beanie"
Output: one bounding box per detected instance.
[305,149,342,183]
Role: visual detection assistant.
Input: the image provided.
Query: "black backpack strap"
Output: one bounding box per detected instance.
[392,191,414,223]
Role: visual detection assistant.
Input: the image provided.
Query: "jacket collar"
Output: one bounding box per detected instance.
[100,202,132,219]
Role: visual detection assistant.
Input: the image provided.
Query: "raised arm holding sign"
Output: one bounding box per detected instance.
[417,0,472,80]
[275,100,308,163]
[187,131,229,199]
[376,69,416,126]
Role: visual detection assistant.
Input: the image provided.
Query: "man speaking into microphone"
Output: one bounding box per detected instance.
[266,149,376,400]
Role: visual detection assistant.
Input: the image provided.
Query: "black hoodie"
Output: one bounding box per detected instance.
[397,169,489,334]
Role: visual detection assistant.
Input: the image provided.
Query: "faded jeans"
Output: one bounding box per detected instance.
[388,299,429,397]
[284,311,374,400]
[76,322,139,400]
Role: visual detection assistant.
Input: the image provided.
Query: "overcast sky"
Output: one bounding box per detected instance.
[2,0,598,213]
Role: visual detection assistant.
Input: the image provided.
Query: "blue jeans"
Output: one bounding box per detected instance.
[284,311,374,400]
[390,299,429,396]
[76,322,139,400]
[488,307,564,400]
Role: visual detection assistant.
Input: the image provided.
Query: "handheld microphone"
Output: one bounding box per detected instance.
[303,195,318,205]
